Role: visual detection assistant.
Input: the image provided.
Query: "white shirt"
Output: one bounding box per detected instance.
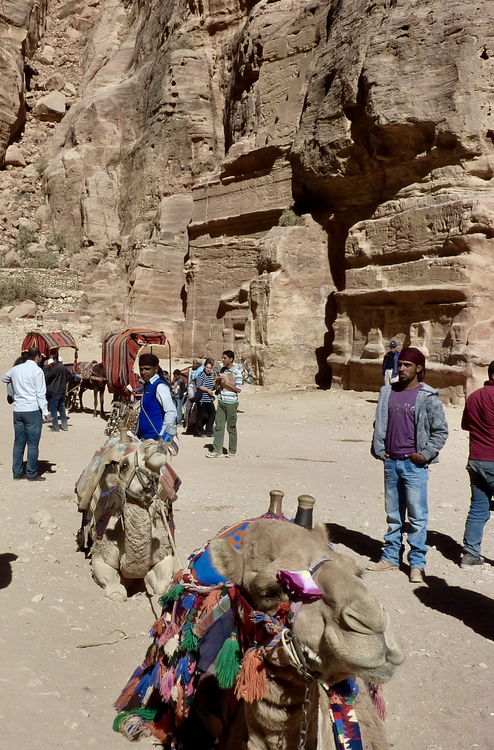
[150,374,177,435]
[2,360,49,415]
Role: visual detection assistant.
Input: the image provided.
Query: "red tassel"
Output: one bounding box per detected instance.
[370,683,386,721]
[235,648,267,702]
[202,588,222,613]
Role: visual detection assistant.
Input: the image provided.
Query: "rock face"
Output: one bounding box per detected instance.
[0,0,47,165]
[3,0,494,396]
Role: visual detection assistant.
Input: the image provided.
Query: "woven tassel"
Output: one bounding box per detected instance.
[202,588,222,613]
[158,621,179,647]
[160,668,175,701]
[160,584,185,606]
[215,632,241,689]
[182,594,197,611]
[176,656,192,685]
[370,683,386,721]
[235,647,267,702]
[114,676,140,711]
[136,672,153,699]
[151,617,166,638]
[164,633,180,658]
[151,711,173,742]
[181,624,199,653]
[175,682,185,723]
[113,707,157,738]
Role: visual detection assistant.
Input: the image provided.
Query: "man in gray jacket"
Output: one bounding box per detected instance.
[367,347,448,583]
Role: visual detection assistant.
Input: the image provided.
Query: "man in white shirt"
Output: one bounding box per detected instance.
[2,348,52,481]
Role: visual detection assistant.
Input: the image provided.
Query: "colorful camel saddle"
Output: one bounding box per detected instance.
[113,515,370,750]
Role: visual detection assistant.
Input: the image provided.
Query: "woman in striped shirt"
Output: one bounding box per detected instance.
[195,358,216,437]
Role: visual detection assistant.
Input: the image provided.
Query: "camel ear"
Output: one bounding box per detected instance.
[312,523,330,546]
[210,538,244,585]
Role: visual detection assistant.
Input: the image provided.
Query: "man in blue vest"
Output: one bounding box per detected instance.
[137,354,177,441]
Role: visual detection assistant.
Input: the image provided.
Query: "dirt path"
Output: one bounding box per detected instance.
[0,336,492,750]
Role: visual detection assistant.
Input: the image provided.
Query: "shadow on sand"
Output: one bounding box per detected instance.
[0,553,17,589]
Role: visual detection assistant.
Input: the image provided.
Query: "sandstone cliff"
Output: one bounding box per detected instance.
[1,0,494,397]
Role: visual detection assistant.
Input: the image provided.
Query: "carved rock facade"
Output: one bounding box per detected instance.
[2,0,494,397]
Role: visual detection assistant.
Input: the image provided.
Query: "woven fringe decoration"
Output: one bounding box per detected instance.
[164,633,180,658]
[175,683,185,723]
[114,676,140,711]
[235,647,267,702]
[181,624,199,653]
[370,683,386,721]
[160,668,175,701]
[160,584,185,606]
[158,621,179,647]
[113,707,157,738]
[176,656,193,685]
[215,632,241,689]
[202,588,222,613]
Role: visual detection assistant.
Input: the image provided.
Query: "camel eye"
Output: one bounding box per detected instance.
[121,459,129,470]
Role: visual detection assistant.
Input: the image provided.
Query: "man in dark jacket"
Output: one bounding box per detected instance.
[382,341,400,385]
[460,361,494,568]
[368,347,448,583]
[45,358,70,432]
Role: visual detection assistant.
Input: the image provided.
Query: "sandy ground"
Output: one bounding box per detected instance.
[0,333,493,750]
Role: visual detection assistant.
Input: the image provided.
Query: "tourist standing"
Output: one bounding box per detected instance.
[382,341,400,385]
[207,350,242,458]
[459,361,494,568]
[367,347,448,582]
[44,358,70,432]
[2,347,52,481]
[171,369,187,426]
[195,358,216,437]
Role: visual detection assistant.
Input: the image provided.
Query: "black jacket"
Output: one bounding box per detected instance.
[45,362,70,395]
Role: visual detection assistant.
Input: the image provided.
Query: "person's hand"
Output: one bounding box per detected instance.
[44,414,52,424]
[406,452,427,466]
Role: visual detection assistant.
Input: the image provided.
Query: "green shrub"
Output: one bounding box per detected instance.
[0,275,43,306]
[50,231,70,253]
[24,252,59,269]
[278,208,297,227]
[16,225,38,254]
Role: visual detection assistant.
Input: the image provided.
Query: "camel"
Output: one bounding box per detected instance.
[113,517,403,749]
[210,520,404,750]
[76,435,180,602]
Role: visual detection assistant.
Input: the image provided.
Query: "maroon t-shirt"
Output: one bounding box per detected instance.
[385,386,420,459]
[463,381,494,461]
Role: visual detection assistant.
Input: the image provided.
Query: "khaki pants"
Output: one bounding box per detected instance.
[212,401,238,455]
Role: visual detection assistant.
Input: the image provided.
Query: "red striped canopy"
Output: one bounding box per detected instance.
[102,329,168,397]
[21,330,78,361]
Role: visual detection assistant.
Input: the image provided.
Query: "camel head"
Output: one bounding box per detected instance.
[210,519,404,687]
[101,440,169,500]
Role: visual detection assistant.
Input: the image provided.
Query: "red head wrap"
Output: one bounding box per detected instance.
[398,347,426,381]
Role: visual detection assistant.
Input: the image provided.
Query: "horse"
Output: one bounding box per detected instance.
[79,361,106,418]
[66,361,106,418]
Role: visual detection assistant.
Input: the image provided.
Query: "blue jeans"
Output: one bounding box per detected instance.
[13,410,43,479]
[382,458,429,569]
[463,460,494,556]
[173,396,184,425]
[50,393,68,430]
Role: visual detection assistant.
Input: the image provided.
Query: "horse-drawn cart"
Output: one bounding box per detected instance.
[21,329,79,366]
[102,329,170,436]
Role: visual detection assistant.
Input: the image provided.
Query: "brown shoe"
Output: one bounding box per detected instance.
[366,559,399,572]
[409,568,425,583]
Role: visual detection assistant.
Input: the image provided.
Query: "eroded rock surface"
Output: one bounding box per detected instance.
[1,0,493,396]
